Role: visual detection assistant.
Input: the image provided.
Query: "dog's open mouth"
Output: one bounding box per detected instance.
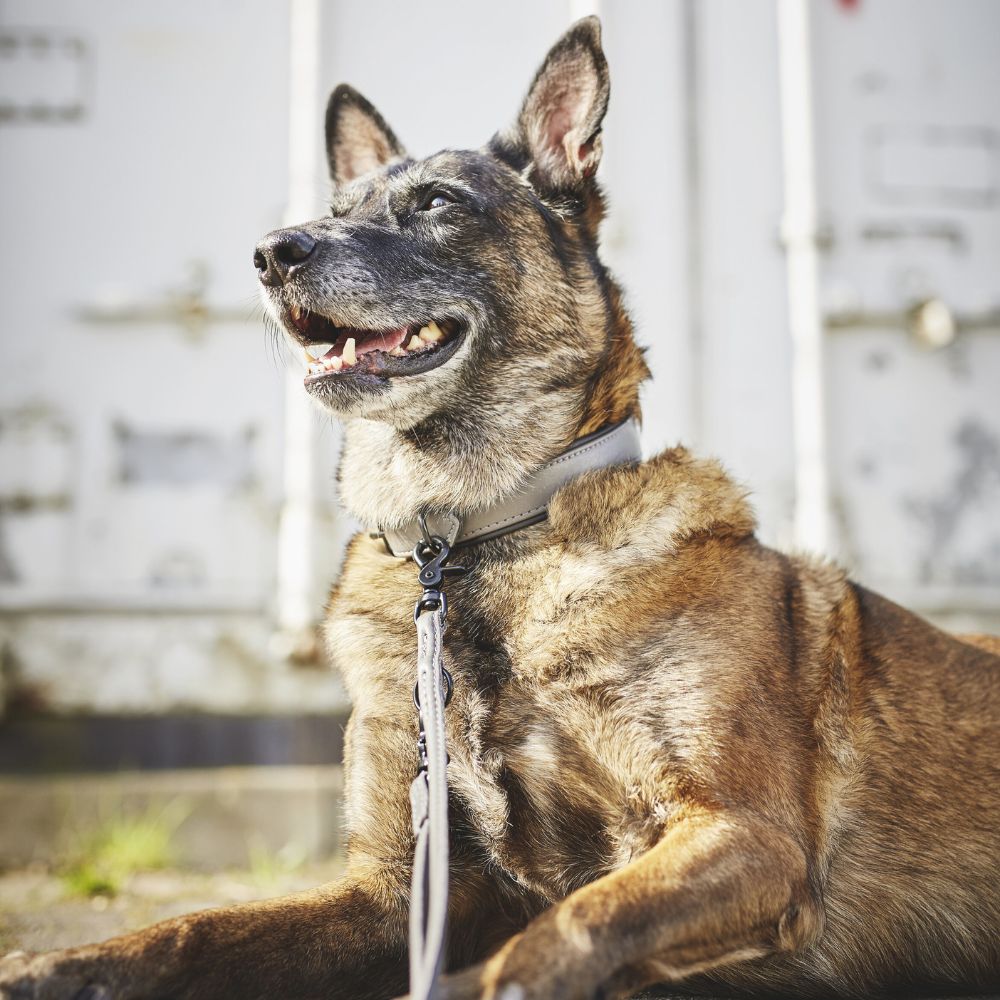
[288,307,464,381]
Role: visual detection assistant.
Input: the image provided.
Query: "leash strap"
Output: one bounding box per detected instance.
[400,422,643,994]
[408,606,450,1000]
[408,529,463,1000]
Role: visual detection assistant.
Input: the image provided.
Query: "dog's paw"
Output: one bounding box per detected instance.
[0,950,113,1000]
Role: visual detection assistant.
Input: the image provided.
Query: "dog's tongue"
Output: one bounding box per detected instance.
[352,326,409,356]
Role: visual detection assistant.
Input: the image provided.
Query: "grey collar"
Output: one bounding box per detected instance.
[374,418,643,558]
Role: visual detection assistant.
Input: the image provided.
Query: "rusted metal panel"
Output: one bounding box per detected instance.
[0,28,89,123]
[814,0,1000,617]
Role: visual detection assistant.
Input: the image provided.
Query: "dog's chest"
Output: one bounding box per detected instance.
[452,654,687,904]
[328,539,679,902]
[445,686,651,901]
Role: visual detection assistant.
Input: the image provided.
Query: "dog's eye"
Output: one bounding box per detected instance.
[421,191,454,211]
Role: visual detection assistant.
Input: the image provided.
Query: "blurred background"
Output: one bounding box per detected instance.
[0,0,998,950]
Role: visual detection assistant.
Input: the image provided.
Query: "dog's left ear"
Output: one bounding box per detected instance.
[514,16,609,191]
[325,84,407,184]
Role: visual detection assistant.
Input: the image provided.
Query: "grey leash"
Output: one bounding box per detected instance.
[400,421,644,996]
[408,526,465,1000]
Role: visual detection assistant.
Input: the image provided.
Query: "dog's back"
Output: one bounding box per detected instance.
[711,584,1000,997]
[962,633,1000,657]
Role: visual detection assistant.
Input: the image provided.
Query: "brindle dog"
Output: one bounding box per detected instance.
[3,16,999,1000]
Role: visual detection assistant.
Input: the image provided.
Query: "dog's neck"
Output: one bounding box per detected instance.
[337,328,648,532]
[338,385,584,532]
[336,272,649,532]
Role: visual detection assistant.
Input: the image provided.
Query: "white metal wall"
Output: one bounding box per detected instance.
[0,0,347,711]
[0,0,996,715]
[814,0,1000,621]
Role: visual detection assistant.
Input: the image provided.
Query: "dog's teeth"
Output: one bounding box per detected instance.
[330,356,343,371]
[291,305,302,321]
[309,362,324,374]
[407,335,423,351]
[308,342,334,359]
[389,346,407,357]
[303,347,315,364]
[342,338,356,365]
[419,322,443,343]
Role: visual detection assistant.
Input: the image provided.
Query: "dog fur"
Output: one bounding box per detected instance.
[2,16,998,1000]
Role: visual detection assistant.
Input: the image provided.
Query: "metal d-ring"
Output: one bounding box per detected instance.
[412,668,454,709]
[417,511,436,550]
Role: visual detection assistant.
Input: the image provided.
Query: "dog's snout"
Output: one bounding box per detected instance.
[254,230,317,287]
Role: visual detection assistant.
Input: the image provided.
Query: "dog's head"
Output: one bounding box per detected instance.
[255,17,647,438]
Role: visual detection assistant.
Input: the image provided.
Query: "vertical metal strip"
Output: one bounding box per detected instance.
[276,0,325,655]
[777,0,831,555]
[682,0,705,448]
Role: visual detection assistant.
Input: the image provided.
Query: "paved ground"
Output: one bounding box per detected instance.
[0,859,345,955]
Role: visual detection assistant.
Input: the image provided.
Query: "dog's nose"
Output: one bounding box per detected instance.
[253,231,317,287]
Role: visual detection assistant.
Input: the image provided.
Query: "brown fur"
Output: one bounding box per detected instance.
[2,16,998,1000]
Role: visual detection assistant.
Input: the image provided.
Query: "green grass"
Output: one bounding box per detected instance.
[60,799,190,898]
[245,833,307,890]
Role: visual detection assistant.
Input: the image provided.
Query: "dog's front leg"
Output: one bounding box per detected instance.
[0,869,409,1000]
[432,811,820,1000]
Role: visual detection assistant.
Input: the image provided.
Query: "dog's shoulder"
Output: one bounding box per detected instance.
[544,445,759,569]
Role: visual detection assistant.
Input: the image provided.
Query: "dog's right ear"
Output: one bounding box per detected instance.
[325,84,407,184]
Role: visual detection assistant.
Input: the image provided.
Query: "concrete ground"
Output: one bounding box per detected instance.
[0,766,346,954]
[0,768,994,999]
[0,859,345,955]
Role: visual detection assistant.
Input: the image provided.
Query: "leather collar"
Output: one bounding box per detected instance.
[374,418,643,558]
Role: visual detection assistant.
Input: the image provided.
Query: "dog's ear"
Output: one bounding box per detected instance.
[325,84,407,184]
[514,16,609,191]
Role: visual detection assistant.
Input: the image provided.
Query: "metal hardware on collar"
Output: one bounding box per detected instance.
[413,536,467,593]
[413,669,453,712]
[374,418,643,558]
[417,512,435,548]
[412,535,466,624]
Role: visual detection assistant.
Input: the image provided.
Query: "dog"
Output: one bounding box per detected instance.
[2,16,999,1000]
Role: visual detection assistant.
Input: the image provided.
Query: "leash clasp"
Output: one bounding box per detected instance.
[412,516,466,613]
[414,588,447,622]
